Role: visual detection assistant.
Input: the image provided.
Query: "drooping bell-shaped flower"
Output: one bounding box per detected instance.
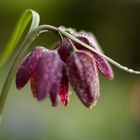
[66,50,99,108]
[56,32,114,108]
[16,46,69,106]
[16,31,114,108]
[30,51,64,102]
[74,32,114,80]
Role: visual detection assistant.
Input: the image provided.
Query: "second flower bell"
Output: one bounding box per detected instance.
[16,32,114,108]
[16,47,68,106]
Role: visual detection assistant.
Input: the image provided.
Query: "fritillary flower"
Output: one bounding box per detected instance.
[16,32,114,108]
[66,51,99,108]
[16,46,68,106]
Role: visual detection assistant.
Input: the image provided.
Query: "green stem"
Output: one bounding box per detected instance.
[58,27,140,74]
[66,38,77,52]
[0,25,58,122]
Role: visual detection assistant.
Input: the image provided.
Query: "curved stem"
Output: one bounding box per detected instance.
[58,27,140,74]
[0,25,59,122]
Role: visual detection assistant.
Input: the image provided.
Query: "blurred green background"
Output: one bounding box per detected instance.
[0,0,140,140]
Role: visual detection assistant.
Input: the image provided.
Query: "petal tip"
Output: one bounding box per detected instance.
[89,100,97,109]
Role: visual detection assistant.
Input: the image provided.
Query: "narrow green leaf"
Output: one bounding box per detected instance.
[0,9,40,68]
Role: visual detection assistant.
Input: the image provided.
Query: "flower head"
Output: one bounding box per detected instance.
[16,46,69,106]
[16,31,114,108]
